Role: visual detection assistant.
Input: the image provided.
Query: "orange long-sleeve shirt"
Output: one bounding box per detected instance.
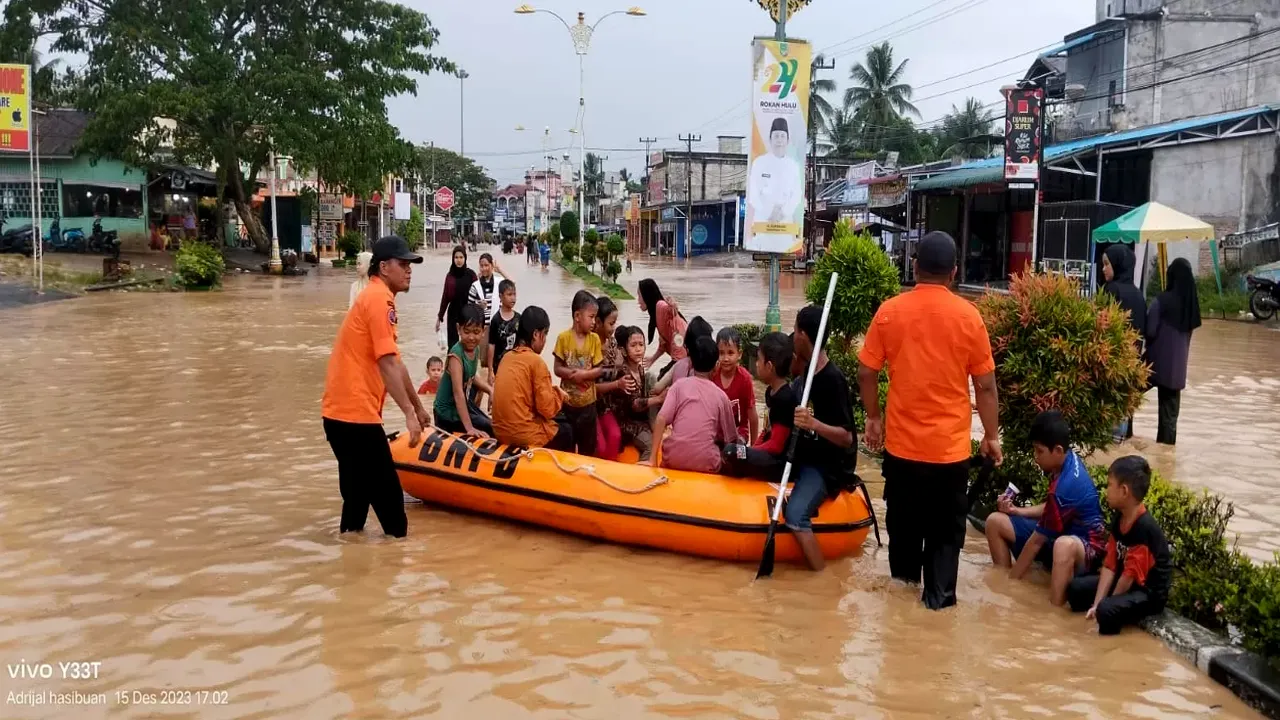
[492,347,563,447]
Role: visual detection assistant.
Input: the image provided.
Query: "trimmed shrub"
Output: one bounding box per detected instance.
[606,233,625,258]
[805,219,901,340]
[548,222,561,244]
[337,230,364,259]
[560,211,580,244]
[560,242,578,263]
[605,259,622,283]
[398,206,425,249]
[583,227,600,250]
[595,243,609,267]
[1233,560,1280,662]
[175,242,225,288]
[977,272,1147,456]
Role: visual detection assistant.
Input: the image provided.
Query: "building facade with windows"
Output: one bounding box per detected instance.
[0,110,148,240]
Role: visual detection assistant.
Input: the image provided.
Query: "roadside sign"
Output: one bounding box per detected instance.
[0,64,31,153]
[319,193,343,221]
[435,186,456,211]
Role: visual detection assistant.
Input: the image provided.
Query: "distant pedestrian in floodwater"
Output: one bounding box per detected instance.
[348,251,373,309]
[436,245,478,349]
[1145,258,1201,445]
[637,279,687,377]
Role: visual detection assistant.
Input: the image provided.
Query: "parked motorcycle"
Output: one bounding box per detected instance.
[0,214,34,255]
[1246,274,1279,321]
[87,217,120,255]
[44,218,87,253]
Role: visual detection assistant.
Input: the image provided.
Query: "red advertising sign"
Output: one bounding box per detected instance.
[1003,86,1043,182]
[435,186,456,211]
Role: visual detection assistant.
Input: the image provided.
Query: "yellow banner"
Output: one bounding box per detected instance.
[0,64,31,153]
[744,39,810,254]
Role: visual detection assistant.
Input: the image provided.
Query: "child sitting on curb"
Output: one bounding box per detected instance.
[1068,455,1172,635]
[985,409,1108,606]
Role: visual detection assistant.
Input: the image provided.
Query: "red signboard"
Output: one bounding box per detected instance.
[1003,86,1043,182]
[435,186,456,211]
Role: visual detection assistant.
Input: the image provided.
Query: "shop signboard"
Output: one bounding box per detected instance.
[868,178,907,209]
[0,64,31,153]
[839,162,875,206]
[393,191,411,221]
[319,193,343,221]
[1003,86,1043,182]
[744,38,811,254]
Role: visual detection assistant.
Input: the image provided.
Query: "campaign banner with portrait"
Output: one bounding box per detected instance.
[744,38,810,254]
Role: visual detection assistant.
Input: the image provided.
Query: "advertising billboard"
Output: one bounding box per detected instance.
[1003,86,1044,182]
[0,64,31,153]
[744,38,810,254]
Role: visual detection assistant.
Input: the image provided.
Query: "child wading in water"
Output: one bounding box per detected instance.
[434,304,494,437]
[554,290,605,455]
[613,325,654,461]
[1068,455,1172,634]
[417,356,443,396]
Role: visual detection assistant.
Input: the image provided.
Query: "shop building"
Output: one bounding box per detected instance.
[643,137,747,257]
[0,110,147,241]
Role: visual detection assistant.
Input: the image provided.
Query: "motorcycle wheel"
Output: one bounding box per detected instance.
[1249,289,1277,321]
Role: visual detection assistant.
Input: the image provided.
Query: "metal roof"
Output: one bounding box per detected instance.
[911,105,1277,192]
[1041,32,1098,57]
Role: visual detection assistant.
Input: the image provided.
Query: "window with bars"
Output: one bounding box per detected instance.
[0,182,59,221]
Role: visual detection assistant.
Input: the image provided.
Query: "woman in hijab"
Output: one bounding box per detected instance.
[1145,258,1201,445]
[348,251,373,309]
[436,245,478,349]
[1100,244,1147,337]
[1100,243,1147,439]
[637,279,688,377]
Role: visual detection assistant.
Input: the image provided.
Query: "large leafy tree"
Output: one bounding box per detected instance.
[821,101,863,159]
[937,97,997,160]
[845,42,919,152]
[410,145,492,223]
[3,0,453,252]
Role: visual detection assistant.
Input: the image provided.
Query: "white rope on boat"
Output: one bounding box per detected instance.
[442,434,672,495]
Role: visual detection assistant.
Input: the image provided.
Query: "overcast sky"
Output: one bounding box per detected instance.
[392,0,1096,185]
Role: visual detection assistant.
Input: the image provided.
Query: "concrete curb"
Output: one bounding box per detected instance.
[967,514,1279,718]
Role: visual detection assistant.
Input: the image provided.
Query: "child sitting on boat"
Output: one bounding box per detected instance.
[714,326,758,443]
[591,297,637,459]
[417,356,443,396]
[984,410,1108,606]
[612,325,654,462]
[554,291,605,456]
[492,306,575,451]
[434,304,494,438]
[648,335,740,473]
[649,316,714,408]
[723,331,796,479]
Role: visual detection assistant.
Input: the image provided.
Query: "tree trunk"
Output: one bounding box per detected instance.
[229,164,269,254]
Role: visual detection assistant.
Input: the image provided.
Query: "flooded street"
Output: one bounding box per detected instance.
[0,248,1270,718]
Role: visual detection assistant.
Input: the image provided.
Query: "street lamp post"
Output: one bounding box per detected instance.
[515,4,645,237]
[268,148,290,273]
[459,70,469,158]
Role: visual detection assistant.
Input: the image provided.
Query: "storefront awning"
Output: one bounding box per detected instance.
[911,164,1004,191]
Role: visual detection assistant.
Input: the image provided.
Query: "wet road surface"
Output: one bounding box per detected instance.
[0,247,1267,718]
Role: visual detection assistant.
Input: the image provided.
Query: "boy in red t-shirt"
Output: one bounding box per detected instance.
[417,356,443,395]
[715,327,758,442]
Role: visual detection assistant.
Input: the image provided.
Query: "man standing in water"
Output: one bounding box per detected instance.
[857,231,1002,609]
[321,235,429,538]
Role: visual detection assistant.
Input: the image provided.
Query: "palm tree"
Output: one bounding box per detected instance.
[808,54,837,157]
[845,42,919,152]
[939,97,997,160]
[822,102,862,159]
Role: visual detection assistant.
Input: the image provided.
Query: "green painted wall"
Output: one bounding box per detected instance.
[0,155,148,237]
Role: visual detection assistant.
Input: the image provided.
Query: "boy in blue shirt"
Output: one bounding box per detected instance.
[985,410,1108,606]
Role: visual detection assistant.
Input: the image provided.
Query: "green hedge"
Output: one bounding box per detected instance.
[982,453,1280,666]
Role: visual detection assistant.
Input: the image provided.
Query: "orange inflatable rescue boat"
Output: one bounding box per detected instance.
[391,429,877,564]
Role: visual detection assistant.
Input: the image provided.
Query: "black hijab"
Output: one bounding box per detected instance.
[1158,258,1202,333]
[1101,244,1147,337]
[448,245,476,303]
[638,278,665,343]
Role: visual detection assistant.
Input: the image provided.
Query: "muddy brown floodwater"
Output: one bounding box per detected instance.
[0,249,1269,718]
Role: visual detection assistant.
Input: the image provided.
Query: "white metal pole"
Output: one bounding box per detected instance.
[579,54,586,230]
[268,149,282,271]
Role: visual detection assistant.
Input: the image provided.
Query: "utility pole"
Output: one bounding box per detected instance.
[678,133,701,259]
[639,136,657,254]
[459,70,469,158]
[808,55,836,262]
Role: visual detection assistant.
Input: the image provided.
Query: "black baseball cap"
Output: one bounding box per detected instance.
[371,235,423,264]
[916,231,957,275]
